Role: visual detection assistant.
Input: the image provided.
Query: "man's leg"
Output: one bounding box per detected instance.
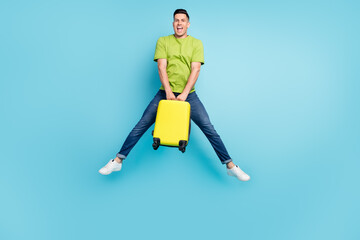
[185,91,250,181]
[100,90,166,174]
[186,91,232,165]
[116,90,166,161]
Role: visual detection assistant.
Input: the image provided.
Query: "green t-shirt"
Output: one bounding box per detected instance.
[154,35,204,93]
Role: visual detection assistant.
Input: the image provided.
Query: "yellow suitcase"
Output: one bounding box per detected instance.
[152,100,191,153]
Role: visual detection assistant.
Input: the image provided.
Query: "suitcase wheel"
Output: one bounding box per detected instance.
[179,147,186,153]
[179,140,187,153]
[153,138,160,150]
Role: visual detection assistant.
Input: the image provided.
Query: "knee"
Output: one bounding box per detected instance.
[131,117,154,135]
[201,123,219,137]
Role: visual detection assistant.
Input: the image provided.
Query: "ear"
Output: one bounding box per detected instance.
[187,22,190,28]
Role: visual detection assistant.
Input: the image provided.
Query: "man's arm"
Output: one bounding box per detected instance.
[157,58,176,100]
[176,62,202,101]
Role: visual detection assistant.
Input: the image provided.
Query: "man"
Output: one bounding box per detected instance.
[99,9,250,181]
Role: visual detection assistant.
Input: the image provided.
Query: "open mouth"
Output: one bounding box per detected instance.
[177,26,183,31]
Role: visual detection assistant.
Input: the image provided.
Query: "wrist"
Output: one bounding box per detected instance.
[182,89,190,95]
[165,88,173,94]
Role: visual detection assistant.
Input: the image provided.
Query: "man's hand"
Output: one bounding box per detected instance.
[176,92,188,101]
[166,91,176,100]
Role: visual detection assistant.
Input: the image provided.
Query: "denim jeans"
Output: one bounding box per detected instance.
[116,90,232,165]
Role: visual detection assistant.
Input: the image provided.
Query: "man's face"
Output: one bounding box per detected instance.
[173,13,190,38]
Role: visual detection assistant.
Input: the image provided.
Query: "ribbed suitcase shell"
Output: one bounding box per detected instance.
[153,100,190,147]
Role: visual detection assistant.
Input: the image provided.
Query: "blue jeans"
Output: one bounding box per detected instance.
[116,90,232,165]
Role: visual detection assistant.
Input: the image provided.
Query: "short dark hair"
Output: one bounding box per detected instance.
[173,9,189,21]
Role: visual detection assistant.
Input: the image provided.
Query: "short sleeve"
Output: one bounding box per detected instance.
[192,40,204,65]
[154,37,167,61]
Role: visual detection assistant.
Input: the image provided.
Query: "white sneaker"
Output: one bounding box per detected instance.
[99,159,122,175]
[227,165,250,181]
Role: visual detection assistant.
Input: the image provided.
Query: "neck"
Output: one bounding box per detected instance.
[174,33,188,39]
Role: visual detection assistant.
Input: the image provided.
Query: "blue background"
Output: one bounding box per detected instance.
[1,0,359,239]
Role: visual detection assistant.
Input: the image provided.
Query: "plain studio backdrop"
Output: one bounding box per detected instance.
[0,0,359,239]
